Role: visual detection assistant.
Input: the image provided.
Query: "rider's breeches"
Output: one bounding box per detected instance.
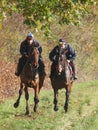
[69,61,75,74]
[50,62,56,76]
[38,58,46,76]
[17,56,27,74]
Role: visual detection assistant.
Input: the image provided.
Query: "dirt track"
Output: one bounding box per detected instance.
[0,60,51,103]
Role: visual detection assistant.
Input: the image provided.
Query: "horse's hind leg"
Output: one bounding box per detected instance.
[14,82,23,108]
[53,89,59,111]
[24,86,29,115]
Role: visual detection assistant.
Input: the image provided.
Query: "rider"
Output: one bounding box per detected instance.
[15,32,46,77]
[49,39,77,80]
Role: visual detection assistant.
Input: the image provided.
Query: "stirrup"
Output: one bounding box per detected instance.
[74,76,78,80]
[15,72,20,76]
[72,73,77,80]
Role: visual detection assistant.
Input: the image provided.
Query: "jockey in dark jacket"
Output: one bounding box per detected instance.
[15,32,46,77]
[49,39,77,80]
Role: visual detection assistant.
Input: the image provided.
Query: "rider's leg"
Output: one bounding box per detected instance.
[38,57,46,77]
[69,61,77,80]
[15,56,27,76]
[50,62,56,79]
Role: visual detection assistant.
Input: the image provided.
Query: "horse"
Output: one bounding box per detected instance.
[14,46,45,115]
[50,48,74,112]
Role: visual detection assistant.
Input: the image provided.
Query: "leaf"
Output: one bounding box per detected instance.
[0,23,2,30]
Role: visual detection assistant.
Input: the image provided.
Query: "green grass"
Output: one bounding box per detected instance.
[0,80,98,130]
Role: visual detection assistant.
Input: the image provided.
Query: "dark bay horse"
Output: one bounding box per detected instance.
[14,46,45,115]
[50,49,74,112]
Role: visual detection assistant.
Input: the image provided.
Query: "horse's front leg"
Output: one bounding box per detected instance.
[14,82,23,108]
[53,89,59,111]
[33,83,39,112]
[24,85,29,115]
[64,85,71,112]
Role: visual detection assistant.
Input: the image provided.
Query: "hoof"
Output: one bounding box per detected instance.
[64,106,68,112]
[65,109,68,112]
[14,102,19,108]
[25,111,29,115]
[33,106,37,112]
[54,106,58,111]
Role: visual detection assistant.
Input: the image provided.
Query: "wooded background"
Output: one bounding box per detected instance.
[0,0,98,81]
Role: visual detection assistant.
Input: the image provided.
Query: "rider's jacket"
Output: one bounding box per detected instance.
[49,44,76,62]
[20,39,42,56]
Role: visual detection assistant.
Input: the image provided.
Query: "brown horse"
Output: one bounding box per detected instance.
[50,48,74,112]
[14,46,45,115]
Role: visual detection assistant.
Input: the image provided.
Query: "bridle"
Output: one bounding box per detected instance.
[29,46,39,69]
[56,47,68,76]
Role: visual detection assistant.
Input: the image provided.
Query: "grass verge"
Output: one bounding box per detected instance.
[0,80,98,130]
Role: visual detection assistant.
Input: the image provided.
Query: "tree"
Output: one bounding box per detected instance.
[0,0,18,29]
[0,0,97,34]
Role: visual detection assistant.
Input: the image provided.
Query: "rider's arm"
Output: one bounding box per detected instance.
[38,46,42,54]
[20,41,27,56]
[68,44,76,61]
[49,46,58,62]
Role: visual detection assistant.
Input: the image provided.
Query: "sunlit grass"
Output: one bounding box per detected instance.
[0,80,98,130]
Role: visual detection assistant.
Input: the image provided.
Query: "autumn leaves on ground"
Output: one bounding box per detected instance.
[0,60,18,102]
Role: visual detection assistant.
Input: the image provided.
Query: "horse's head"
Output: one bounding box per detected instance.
[28,46,39,68]
[56,48,68,75]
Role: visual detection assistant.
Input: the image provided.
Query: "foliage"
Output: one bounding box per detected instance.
[0,14,29,62]
[0,6,98,81]
[0,0,17,29]
[12,0,98,36]
[0,0,98,34]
